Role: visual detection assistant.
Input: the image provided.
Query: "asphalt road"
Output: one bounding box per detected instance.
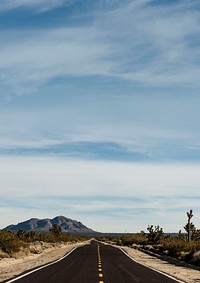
[4,240,182,283]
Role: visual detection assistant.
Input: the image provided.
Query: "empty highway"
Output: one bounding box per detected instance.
[4,241,183,283]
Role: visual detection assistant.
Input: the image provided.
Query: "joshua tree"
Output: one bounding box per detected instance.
[50,224,62,236]
[184,222,196,241]
[147,225,164,244]
[17,229,26,239]
[185,210,193,242]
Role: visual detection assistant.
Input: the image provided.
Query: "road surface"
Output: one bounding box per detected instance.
[4,240,183,283]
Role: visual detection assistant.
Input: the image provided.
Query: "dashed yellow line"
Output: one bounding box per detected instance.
[97,244,104,283]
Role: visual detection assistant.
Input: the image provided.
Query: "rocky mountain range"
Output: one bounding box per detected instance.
[5,216,95,234]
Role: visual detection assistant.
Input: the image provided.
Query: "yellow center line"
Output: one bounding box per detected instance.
[97,244,104,282]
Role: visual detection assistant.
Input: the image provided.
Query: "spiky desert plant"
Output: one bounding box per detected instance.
[186,210,193,242]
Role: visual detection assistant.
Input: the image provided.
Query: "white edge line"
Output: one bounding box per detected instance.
[5,247,78,283]
[119,247,186,283]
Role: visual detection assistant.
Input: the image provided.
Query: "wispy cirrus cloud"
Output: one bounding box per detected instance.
[0,0,68,12]
[0,0,200,99]
[0,27,112,97]
[0,91,200,162]
[101,0,200,86]
[0,0,134,14]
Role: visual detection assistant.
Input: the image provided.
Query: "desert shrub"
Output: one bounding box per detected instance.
[162,239,187,258]
[16,230,36,243]
[29,230,83,243]
[120,235,135,246]
[0,230,23,254]
[160,238,200,260]
[120,233,147,246]
[185,249,200,266]
[132,233,148,245]
[0,228,85,257]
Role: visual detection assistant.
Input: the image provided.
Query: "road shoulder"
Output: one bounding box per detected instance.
[0,241,88,282]
[121,246,200,283]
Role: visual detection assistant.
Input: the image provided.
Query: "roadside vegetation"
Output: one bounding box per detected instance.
[1,210,200,268]
[100,210,200,267]
[0,224,86,258]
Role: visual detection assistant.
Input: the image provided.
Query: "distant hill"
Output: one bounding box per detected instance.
[4,216,95,234]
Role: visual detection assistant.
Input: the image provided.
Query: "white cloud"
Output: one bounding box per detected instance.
[0,0,200,97]
[0,0,68,12]
[0,91,200,165]
[100,0,200,86]
[0,27,113,96]
[0,156,200,231]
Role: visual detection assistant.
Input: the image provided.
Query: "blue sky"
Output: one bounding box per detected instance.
[0,0,200,232]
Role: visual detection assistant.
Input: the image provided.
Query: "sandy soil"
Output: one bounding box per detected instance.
[0,241,199,282]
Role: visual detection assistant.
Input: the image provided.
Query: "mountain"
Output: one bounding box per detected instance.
[4,216,95,234]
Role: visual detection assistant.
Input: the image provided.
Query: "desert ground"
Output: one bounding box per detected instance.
[0,241,199,283]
